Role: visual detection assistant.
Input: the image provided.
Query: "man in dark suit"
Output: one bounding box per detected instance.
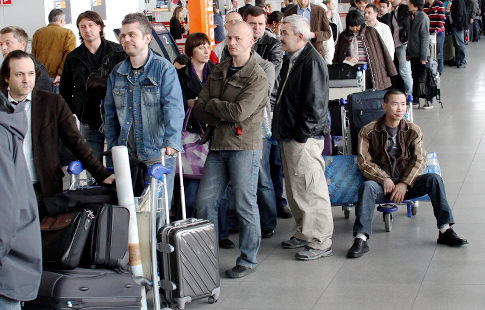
[0,50,114,214]
[283,0,332,60]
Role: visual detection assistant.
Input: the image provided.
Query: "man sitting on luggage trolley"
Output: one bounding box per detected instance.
[346,89,468,258]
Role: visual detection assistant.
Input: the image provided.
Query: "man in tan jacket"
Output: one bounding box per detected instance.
[194,21,268,279]
[32,9,76,92]
[283,0,332,59]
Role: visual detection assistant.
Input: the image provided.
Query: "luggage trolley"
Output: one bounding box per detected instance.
[324,152,441,232]
[328,64,368,154]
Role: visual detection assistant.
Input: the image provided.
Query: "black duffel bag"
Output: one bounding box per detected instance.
[41,187,129,270]
[41,208,95,269]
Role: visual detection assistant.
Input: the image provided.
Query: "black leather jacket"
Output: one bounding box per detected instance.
[390,4,410,44]
[253,31,283,77]
[272,43,329,143]
[60,39,123,129]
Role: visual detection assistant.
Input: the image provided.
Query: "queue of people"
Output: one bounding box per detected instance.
[1,1,478,306]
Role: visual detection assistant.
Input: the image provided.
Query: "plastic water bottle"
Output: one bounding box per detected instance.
[404,95,413,121]
[262,108,272,139]
[426,152,440,175]
[356,69,363,87]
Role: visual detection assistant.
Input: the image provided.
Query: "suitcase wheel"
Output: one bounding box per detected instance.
[208,295,217,304]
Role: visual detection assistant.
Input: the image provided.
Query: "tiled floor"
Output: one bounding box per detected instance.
[186,40,485,310]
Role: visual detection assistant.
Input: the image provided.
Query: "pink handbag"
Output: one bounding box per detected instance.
[176,108,209,179]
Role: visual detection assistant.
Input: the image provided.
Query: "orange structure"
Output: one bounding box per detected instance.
[188,0,216,47]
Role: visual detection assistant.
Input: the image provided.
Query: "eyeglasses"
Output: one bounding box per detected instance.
[225,19,243,24]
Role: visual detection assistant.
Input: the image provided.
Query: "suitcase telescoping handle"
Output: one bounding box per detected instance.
[160,148,187,224]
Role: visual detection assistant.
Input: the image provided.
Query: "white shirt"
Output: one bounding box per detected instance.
[8,91,38,183]
[368,20,395,60]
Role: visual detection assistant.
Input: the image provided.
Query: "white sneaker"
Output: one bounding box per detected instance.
[423,102,434,109]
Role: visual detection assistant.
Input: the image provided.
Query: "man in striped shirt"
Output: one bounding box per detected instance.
[424,0,446,74]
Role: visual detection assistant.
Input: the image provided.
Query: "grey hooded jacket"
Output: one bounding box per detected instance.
[0,94,42,301]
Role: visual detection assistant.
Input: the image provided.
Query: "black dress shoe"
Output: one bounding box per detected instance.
[346,238,369,258]
[437,228,468,247]
[277,206,293,219]
[226,265,256,278]
[261,229,274,239]
[219,238,235,249]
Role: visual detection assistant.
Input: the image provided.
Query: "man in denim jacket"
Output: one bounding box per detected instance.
[104,13,184,204]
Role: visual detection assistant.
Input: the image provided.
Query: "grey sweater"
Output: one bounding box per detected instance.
[406,10,430,61]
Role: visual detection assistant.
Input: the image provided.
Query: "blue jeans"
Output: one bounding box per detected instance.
[452,28,467,65]
[269,144,287,208]
[197,150,262,268]
[49,76,59,94]
[436,31,445,75]
[0,297,21,310]
[395,44,413,95]
[258,138,277,230]
[353,174,455,237]
[221,139,277,233]
[80,124,105,161]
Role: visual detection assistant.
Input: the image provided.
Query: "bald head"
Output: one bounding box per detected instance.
[226,21,254,59]
[225,12,243,30]
[227,21,254,40]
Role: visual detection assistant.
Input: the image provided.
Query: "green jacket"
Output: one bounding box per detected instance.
[193,53,268,151]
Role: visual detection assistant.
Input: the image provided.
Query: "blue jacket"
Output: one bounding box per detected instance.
[104,50,185,161]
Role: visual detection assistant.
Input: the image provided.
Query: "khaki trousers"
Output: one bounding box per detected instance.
[280,138,333,250]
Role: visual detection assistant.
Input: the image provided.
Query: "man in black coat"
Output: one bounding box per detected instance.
[272,15,334,261]
[60,11,123,159]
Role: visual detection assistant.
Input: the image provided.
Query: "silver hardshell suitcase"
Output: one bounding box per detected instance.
[157,152,220,310]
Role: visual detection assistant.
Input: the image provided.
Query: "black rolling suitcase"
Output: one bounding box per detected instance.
[157,153,220,310]
[22,268,142,309]
[347,89,387,154]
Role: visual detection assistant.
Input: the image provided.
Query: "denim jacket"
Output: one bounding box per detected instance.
[104,50,185,161]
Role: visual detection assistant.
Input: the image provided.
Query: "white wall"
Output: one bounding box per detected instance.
[0,0,46,38]
[0,0,141,48]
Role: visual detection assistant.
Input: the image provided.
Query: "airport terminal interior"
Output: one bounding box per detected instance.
[1,1,484,309]
[185,41,485,310]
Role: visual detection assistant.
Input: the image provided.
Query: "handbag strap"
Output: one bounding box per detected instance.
[184,107,205,135]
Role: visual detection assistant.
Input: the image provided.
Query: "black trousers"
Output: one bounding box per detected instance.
[410,57,427,99]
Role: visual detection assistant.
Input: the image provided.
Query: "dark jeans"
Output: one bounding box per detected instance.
[256,139,277,230]
[471,20,480,41]
[353,173,455,237]
[80,124,105,161]
[269,143,287,209]
[452,27,467,65]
